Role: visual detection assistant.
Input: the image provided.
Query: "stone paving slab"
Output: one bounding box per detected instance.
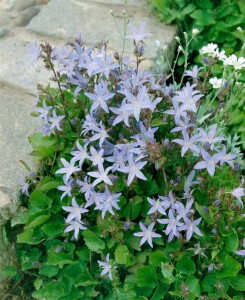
[0,92,38,205]
[0,38,50,95]
[27,0,177,62]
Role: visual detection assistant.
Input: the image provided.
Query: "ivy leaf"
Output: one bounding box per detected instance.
[136,265,158,288]
[115,245,129,264]
[82,230,105,253]
[176,255,196,275]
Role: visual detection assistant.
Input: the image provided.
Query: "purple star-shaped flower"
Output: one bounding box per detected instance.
[194,148,221,176]
[125,22,152,44]
[134,222,161,248]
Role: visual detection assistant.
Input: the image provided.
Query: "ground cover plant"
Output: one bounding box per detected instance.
[150,0,245,151]
[1,13,245,300]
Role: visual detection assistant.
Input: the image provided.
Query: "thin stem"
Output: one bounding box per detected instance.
[162,167,169,194]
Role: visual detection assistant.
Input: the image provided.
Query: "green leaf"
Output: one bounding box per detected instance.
[229,276,245,291]
[195,202,213,224]
[176,255,196,275]
[202,274,229,294]
[32,282,65,299]
[59,288,84,300]
[161,263,174,280]
[190,10,215,26]
[82,230,105,252]
[1,266,18,279]
[39,265,60,278]
[29,190,52,210]
[29,132,56,158]
[76,247,90,261]
[47,252,74,266]
[42,221,64,237]
[185,276,200,298]
[17,228,34,244]
[216,255,242,278]
[21,248,42,271]
[115,245,129,264]
[34,278,43,290]
[149,251,168,267]
[37,178,61,191]
[136,265,158,288]
[26,212,51,229]
[225,230,239,252]
[75,272,98,286]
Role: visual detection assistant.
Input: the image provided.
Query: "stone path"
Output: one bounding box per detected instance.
[0,0,177,208]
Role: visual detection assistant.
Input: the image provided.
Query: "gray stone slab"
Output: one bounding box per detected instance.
[0,38,50,94]
[0,93,38,203]
[27,0,177,63]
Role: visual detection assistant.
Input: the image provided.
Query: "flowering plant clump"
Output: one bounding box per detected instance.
[2,19,245,300]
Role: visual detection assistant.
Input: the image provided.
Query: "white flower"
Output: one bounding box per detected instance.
[209,77,223,89]
[200,43,218,57]
[134,222,161,248]
[192,28,199,36]
[229,54,245,70]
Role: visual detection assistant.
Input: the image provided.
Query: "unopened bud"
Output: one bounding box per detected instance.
[237,27,243,32]
[110,9,114,16]
[175,36,180,42]
[113,51,119,60]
